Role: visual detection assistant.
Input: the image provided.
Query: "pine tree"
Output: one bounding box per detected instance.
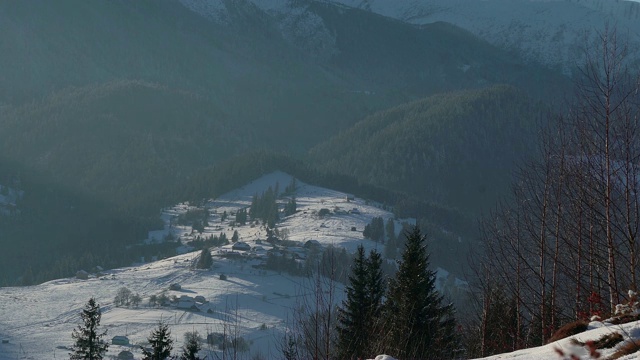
[336,245,386,359]
[196,248,213,269]
[383,226,460,359]
[231,230,239,243]
[142,322,174,360]
[366,249,385,324]
[285,197,297,216]
[70,297,109,360]
[235,209,247,225]
[385,218,396,244]
[180,331,202,360]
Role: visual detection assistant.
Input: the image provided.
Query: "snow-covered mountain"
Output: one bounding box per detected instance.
[178,0,640,74]
[338,0,640,73]
[0,172,465,359]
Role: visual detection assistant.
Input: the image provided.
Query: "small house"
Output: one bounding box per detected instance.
[304,240,321,249]
[345,195,355,202]
[169,283,181,291]
[232,242,251,251]
[112,335,130,346]
[178,296,196,310]
[75,270,89,280]
[117,350,134,360]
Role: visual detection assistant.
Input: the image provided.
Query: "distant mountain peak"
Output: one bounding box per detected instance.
[179,0,640,74]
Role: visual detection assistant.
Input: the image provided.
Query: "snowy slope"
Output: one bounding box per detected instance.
[0,251,314,359]
[475,319,640,360]
[151,171,413,254]
[0,172,443,360]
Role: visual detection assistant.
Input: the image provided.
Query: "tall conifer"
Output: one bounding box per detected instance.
[336,245,385,359]
[142,322,174,360]
[70,297,109,360]
[384,226,460,359]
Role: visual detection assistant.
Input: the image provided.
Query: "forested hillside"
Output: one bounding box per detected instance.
[310,85,544,215]
[0,0,570,285]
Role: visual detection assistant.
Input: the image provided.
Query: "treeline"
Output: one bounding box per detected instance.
[250,186,279,228]
[0,144,474,286]
[0,158,164,286]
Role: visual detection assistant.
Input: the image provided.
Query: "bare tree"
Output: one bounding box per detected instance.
[475,26,640,352]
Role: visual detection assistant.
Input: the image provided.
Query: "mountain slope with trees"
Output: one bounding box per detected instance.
[0,0,568,285]
[309,85,545,215]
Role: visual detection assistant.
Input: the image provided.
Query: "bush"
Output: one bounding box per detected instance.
[572,332,623,350]
[547,320,589,343]
[611,340,640,359]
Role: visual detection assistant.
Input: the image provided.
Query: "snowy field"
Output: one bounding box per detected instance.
[0,172,421,359]
[151,171,413,256]
[0,250,334,359]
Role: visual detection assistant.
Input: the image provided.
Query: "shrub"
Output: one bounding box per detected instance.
[547,320,589,343]
[610,340,640,359]
[571,332,623,349]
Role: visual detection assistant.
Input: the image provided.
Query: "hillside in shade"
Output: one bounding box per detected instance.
[309,85,543,214]
[0,0,570,285]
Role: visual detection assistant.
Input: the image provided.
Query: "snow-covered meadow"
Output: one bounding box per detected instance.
[0,172,419,359]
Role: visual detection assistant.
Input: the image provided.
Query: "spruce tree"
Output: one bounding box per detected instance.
[366,249,385,322]
[385,218,396,244]
[180,331,202,360]
[70,297,109,360]
[142,322,174,360]
[336,245,386,359]
[383,226,460,359]
[196,248,212,269]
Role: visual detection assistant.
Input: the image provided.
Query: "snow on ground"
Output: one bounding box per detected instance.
[154,171,414,255]
[0,171,467,359]
[475,319,640,360]
[0,250,337,359]
[0,171,423,359]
